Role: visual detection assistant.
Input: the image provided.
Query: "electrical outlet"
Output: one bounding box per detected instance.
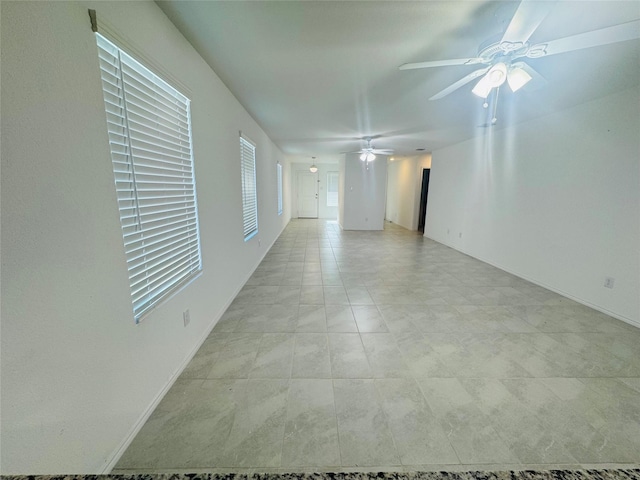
[604,277,615,289]
[183,309,191,326]
[459,232,463,238]
[447,229,450,235]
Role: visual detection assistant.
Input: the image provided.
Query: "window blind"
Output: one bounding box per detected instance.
[277,163,283,215]
[327,171,339,207]
[240,136,258,239]
[96,34,202,322]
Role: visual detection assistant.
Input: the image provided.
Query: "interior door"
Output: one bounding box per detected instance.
[297,171,319,218]
[418,168,430,233]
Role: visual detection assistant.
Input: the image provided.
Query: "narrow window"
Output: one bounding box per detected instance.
[240,135,258,239]
[327,171,339,207]
[277,163,283,216]
[96,34,202,322]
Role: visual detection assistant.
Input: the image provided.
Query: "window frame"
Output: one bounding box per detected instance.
[240,134,258,240]
[327,171,339,207]
[96,33,202,322]
[277,162,283,216]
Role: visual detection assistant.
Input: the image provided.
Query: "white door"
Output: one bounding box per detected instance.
[297,172,319,218]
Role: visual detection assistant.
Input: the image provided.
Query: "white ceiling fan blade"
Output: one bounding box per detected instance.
[528,20,640,58]
[399,58,483,70]
[372,149,394,154]
[429,66,490,100]
[501,0,554,49]
[340,150,365,154]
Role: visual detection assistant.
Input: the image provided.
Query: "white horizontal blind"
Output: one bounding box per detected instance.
[96,34,202,322]
[327,171,339,207]
[277,163,283,215]
[240,136,258,239]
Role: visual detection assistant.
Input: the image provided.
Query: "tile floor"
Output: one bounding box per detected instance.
[115,219,640,473]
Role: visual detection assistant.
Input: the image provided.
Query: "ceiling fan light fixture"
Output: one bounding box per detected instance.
[472,62,509,98]
[507,64,532,92]
[487,62,508,87]
[472,76,493,98]
[309,157,318,173]
[368,153,376,162]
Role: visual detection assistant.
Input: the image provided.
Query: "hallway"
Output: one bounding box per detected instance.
[115,220,640,473]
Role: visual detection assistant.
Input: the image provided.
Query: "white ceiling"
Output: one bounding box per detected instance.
[157,1,640,158]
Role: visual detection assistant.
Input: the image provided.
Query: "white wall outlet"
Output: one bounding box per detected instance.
[604,277,615,289]
[183,309,191,326]
[459,232,463,238]
[258,238,261,247]
[447,229,450,235]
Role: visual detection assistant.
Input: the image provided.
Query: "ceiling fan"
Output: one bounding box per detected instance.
[399,0,640,101]
[342,137,394,163]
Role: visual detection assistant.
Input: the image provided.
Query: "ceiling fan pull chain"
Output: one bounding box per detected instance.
[492,87,500,125]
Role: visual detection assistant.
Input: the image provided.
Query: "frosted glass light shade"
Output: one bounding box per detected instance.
[472,63,511,98]
[488,63,507,87]
[507,65,532,92]
[472,76,493,98]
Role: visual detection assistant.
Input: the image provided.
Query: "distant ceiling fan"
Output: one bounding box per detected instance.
[342,137,394,163]
[399,0,640,101]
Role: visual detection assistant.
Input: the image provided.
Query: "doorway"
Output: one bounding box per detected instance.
[297,171,319,218]
[417,168,430,233]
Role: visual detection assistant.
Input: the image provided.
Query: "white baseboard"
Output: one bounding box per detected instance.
[102,219,291,473]
[424,234,639,330]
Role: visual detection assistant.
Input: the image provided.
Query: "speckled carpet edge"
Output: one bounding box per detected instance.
[2,471,640,480]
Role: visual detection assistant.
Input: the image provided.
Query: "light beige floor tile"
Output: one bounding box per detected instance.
[274,286,301,305]
[460,378,578,464]
[213,304,245,332]
[302,272,323,285]
[234,285,280,304]
[374,378,459,465]
[217,379,288,467]
[281,379,340,467]
[235,304,299,333]
[292,333,331,378]
[249,333,294,378]
[417,378,519,464]
[333,379,401,466]
[323,286,350,305]
[352,305,389,332]
[300,285,325,304]
[179,333,229,379]
[345,286,375,305]
[296,304,328,332]
[360,333,411,378]
[207,333,263,378]
[115,379,245,469]
[325,305,359,332]
[328,333,372,378]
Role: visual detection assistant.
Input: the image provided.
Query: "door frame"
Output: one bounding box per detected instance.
[296,170,319,218]
[418,168,430,233]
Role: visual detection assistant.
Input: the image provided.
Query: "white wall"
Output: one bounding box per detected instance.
[340,154,387,230]
[290,162,338,219]
[385,154,432,230]
[425,87,640,326]
[0,1,290,474]
[338,158,346,226]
